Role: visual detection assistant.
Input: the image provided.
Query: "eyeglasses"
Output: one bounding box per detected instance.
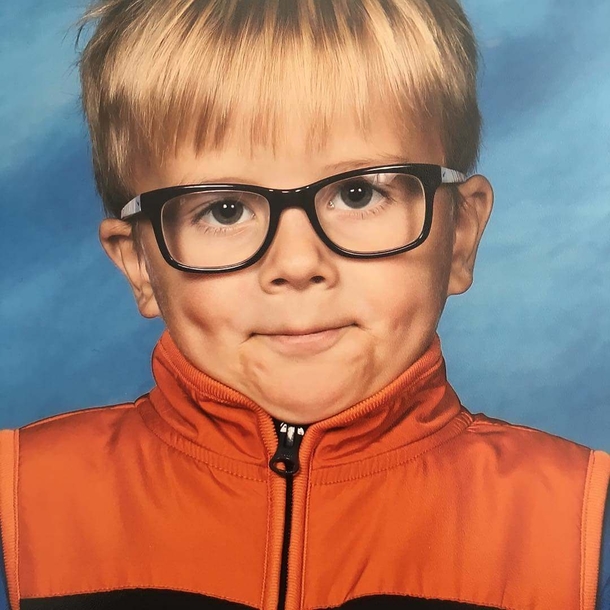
[120,163,467,273]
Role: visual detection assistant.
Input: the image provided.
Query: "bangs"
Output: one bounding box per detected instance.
[80,0,479,215]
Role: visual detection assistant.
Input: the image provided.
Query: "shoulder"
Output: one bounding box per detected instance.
[455,412,609,520]
[428,411,609,523]
[597,485,610,609]
[20,400,139,430]
[463,413,610,566]
[14,399,151,473]
[466,411,591,449]
[0,398,162,525]
[460,411,594,470]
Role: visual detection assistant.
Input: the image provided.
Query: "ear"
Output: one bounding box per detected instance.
[99,219,161,318]
[447,175,494,296]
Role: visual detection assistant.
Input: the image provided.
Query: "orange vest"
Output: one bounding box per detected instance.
[1,331,608,610]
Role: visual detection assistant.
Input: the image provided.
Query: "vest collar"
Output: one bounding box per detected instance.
[146,329,467,469]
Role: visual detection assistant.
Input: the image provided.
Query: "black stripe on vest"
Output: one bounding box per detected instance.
[20,590,501,610]
[20,589,255,610]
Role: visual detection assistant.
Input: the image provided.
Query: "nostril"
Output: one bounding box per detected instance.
[270,276,325,287]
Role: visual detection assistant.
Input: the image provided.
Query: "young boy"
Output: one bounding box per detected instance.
[1,1,608,609]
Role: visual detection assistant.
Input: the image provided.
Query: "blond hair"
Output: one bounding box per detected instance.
[78,0,481,217]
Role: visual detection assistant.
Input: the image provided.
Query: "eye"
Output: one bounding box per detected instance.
[334,180,382,209]
[192,198,255,226]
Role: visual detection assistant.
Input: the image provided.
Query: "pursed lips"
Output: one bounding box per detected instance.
[254,323,354,337]
[251,324,355,352]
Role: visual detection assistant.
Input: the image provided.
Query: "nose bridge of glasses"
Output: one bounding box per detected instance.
[266,185,315,214]
[264,185,327,252]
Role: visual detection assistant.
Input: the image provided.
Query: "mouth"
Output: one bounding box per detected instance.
[261,324,352,337]
[253,324,355,355]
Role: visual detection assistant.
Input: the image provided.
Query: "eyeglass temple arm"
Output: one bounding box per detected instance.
[120,195,141,220]
[441,168,468,184]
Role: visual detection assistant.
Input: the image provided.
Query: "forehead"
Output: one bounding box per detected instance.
[135,106,445,193]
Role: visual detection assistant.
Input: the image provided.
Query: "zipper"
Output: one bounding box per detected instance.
[269,420,307,610]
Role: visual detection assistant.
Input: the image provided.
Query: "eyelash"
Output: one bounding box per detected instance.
[349,199,392,218]
[192,224,239,235]
[330,183,395,217]
[189,202,255,230]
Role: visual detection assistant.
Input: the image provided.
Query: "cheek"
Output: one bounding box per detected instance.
[156,268,260,341]
[352,253,449,326]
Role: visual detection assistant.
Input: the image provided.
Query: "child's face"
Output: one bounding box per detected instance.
[101,111,492,423]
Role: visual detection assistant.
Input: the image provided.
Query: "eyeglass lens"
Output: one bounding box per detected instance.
[160,171,426,269]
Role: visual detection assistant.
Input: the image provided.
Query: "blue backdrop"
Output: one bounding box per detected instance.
[0,0,608,450]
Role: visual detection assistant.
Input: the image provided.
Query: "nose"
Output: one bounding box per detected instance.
[257,208,339,292]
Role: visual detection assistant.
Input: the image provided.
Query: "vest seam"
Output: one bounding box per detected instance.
[468,418,589,447]
[20,584,255,607]
[13,430,20,608]
[306,590,516,610]
[313,408,471,468]
[259,468,272,609]
[311,413,472,485]
[322,355,444,430]
[580,450,594,610]
[0,430,19,610]
[299,459,315,610]
[138,406,266,483]
[20,403,135,431]
[580,450,610,610]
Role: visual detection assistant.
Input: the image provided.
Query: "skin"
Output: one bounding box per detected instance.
[100,112,493,424]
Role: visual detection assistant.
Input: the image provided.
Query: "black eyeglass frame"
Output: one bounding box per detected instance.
[119,163,467,274]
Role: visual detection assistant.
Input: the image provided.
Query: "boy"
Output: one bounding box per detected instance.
[1,1,608,609]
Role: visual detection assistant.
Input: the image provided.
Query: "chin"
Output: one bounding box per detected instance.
[255,379,357,424]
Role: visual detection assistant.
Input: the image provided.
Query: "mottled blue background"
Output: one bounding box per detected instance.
[0,0,608,450]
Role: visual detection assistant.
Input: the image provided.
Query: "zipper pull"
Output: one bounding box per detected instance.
[269,422,306,477]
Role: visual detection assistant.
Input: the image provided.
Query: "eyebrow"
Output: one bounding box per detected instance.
[323,155,407,174]
[188,155,408,186]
